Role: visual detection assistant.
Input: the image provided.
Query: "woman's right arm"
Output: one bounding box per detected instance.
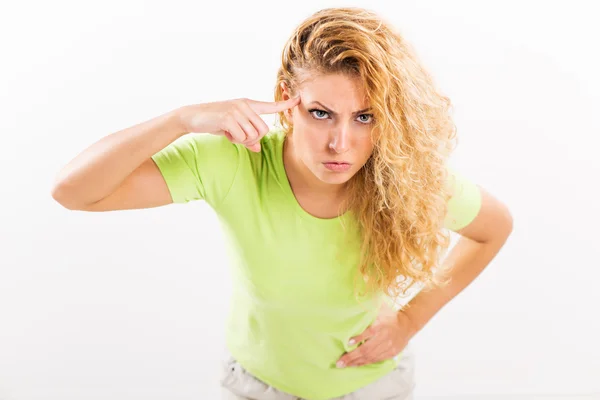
[51,108,188,211]
[50,96,301,212]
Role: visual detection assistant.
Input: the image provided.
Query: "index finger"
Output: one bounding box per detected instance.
[248,96,301,115]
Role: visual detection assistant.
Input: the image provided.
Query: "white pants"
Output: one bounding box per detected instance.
[220,343,416,400]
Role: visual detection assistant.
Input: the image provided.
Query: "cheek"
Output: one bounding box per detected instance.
[303,130,326,155]
[355,134,375,160]
[290,128,324,159]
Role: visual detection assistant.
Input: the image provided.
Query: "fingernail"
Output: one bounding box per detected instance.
[336,360,345,368]
[348,339,355,346]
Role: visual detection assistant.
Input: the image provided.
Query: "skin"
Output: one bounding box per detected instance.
[52,70,513,370]
[337,186,513,368]
[278,73,512,369]
[279,73,375,218]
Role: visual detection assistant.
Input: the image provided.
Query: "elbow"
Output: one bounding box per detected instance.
[50,181,83,210]
[50,183,72,210]
[502,205,514,236]
[492,202,513,241]
[494,206,514,246]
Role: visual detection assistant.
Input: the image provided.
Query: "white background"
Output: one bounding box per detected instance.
[1,1,599,399]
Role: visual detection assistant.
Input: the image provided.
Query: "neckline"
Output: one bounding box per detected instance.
[275,130,351,225]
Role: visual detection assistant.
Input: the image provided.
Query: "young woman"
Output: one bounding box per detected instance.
[51,7,513,400]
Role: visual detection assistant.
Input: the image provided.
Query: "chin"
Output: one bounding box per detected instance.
[316,169,355,185]
[321,176,350,185]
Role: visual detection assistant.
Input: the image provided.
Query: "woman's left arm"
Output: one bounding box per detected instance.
[400,185,514,336]
[337,181,514,368]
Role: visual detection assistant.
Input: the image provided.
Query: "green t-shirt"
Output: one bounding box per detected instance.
[151,128,481,399]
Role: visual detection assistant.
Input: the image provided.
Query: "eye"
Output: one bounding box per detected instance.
[357,114,374,124]
[308,108,330,120]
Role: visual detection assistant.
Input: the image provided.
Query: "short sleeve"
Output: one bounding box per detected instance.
[443,168,482,231]
[151,133,240,208]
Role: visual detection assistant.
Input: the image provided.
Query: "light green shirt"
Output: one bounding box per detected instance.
[151,129,481,399]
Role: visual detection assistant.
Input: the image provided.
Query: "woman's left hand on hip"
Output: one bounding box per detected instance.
[336,301,417,368]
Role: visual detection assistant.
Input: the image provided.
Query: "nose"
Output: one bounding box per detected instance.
[328,127,350,154]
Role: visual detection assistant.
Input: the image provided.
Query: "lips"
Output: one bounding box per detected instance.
[323,161,352,172]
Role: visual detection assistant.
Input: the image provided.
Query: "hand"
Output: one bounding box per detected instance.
[177,96,300,152]
[336,301,417,368]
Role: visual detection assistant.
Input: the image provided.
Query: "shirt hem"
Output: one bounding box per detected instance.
[226,341,397,400]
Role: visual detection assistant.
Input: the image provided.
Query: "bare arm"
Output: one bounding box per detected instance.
[51,108,187,211]
[401,186,513,335]
[51,96,301,212]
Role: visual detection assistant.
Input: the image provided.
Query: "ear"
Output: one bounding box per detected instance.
[280,81,293,100]
[280,81,294,123]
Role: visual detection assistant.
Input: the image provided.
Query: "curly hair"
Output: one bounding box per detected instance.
[273,7,458,300]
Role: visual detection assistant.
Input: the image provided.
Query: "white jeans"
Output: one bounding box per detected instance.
[220,342,416,400]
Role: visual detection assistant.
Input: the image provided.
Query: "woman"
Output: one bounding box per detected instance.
[51,7,513,400]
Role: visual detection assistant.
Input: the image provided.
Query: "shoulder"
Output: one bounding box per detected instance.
[169,128,284,173]
[235,127,285,167]
[190,128,284,158]
[258,128,285,156]
[179,132,239,154]
[215,128,285,193]
[443,167,482,231]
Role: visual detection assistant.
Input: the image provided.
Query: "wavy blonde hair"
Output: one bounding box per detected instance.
[273,7,458,300]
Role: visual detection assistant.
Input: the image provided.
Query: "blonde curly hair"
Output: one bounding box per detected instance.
[273,7,457,300]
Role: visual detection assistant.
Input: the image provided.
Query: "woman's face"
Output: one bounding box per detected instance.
[281,72,375,186]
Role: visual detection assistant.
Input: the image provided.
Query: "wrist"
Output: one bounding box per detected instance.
[397,309,420,338]
[169,105,193,137]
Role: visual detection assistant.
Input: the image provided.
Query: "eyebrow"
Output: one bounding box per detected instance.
[309,101,372,115]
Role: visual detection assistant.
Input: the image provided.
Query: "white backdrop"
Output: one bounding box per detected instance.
[1,1,599,399]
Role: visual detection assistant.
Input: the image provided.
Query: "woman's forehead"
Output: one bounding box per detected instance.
[296,73,369,111]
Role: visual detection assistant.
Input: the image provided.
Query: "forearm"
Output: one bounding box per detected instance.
[52,107,187,207]
[401,233,510,335]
